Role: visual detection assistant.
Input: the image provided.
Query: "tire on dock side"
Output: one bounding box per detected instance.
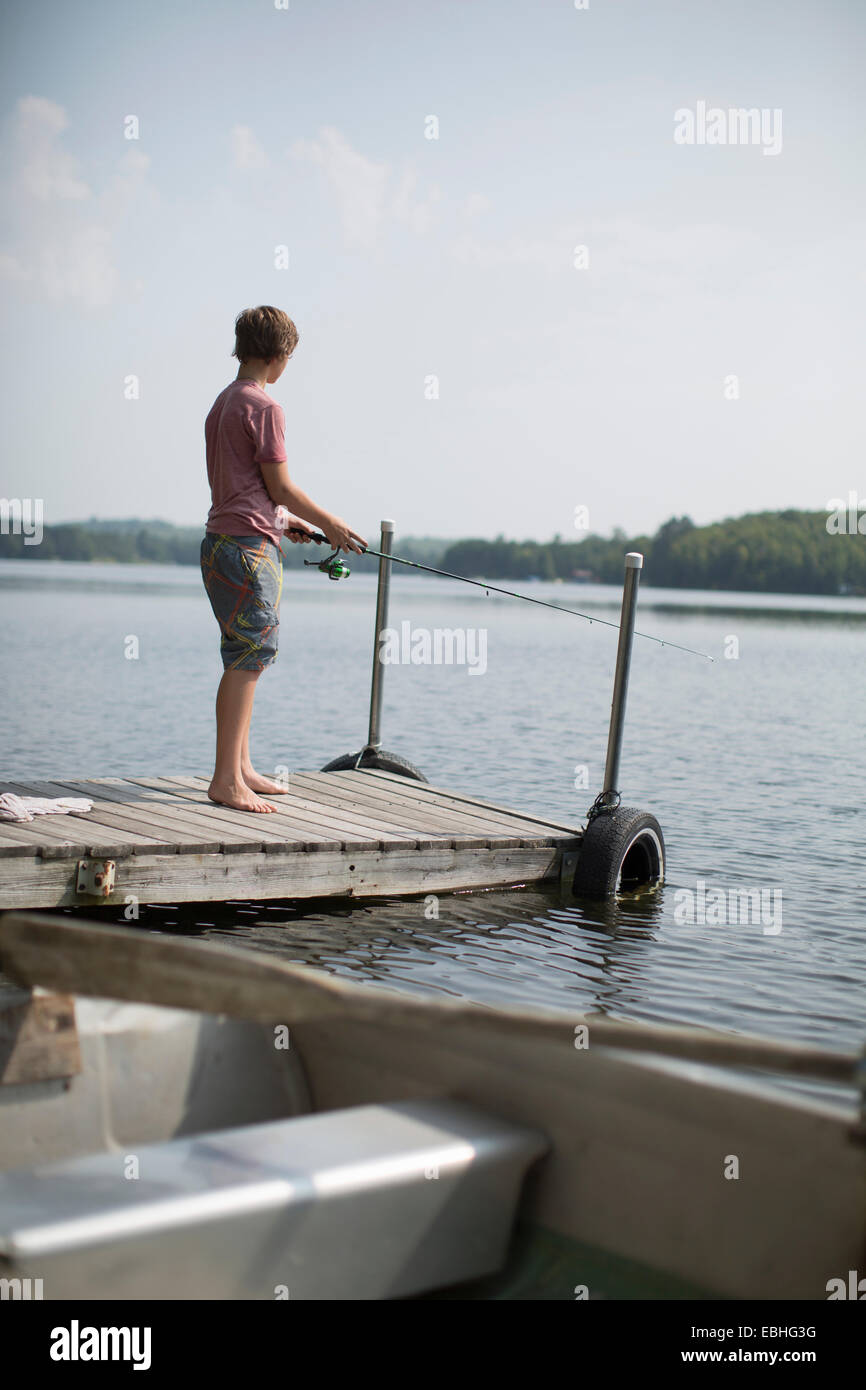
[320,750,428,782]
[571,807,664,898]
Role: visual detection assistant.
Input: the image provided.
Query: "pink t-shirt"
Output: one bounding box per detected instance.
[204,380,287,545]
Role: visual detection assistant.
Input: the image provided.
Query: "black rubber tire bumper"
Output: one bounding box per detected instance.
[320,749,428,782]
[571,807,665,898]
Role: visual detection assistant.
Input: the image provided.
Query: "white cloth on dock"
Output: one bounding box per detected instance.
[0,794,93,824]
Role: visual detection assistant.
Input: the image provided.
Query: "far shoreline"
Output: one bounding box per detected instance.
[2,554,865,616]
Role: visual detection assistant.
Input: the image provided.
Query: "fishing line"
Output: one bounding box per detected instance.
[283,528,715,662]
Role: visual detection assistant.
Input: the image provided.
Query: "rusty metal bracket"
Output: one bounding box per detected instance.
[75,859,116,898]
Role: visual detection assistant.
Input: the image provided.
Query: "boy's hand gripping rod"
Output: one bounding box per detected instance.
[286,527,714,661]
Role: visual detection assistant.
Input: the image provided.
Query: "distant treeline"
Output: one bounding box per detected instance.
[0,517,443,574]
[0,510,863,595]
[440,512,866,595]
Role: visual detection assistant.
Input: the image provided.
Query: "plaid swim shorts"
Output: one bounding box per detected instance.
[200,533,283,671]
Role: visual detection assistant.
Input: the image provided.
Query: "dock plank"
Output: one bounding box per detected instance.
[178,773,462,848]
[354,768,584,836]
[0,822,85,859]
[322,772,558,834]
[54,779,270,856]
[319,771,561,844]
[56,779,231,849]
[8,778,189,855]
[126,778,318,850]
[165,776,421,852]
[0,781,167,856]
[285,773,466,847]
[157,775,383,851]
[0,805,112,861]
[290,772,522,848]
[251,773,451,850]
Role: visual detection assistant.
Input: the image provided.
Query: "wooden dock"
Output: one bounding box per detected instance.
[0,770,583,911]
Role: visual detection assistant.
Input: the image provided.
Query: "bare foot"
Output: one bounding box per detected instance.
[208,777,277,813]
[242,767,289,796]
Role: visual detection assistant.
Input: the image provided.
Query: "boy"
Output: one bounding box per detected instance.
[201,305,366,813]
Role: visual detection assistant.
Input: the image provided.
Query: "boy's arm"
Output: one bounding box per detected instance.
[260,461,366,554]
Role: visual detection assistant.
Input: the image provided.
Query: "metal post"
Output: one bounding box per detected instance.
[601,552,643,804]
[366,519,395,752]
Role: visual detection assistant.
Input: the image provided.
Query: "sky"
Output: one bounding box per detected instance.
[1,0,864,542]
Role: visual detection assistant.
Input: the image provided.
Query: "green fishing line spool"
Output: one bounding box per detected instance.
[300,541,351,580]
[325,557,351,580]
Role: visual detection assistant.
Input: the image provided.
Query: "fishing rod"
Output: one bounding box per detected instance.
[283,527,715,662]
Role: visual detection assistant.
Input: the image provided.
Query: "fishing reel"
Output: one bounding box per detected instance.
[304,549,351,581]
[291,527,352,580]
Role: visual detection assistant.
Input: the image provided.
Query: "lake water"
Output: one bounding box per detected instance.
[2,558,865,1063]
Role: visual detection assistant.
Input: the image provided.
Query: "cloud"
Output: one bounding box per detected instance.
[290,126,438,250]
[230,124,268,170]
[13,95,90,201]
[291,127,388,249]
[0,96,153,306]
[390,169,440,236]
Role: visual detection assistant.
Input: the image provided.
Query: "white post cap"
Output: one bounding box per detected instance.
[380,519,396,533]
[625,552,644,568]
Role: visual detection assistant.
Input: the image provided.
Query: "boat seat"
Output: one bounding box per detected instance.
[0,1097,547,1300]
